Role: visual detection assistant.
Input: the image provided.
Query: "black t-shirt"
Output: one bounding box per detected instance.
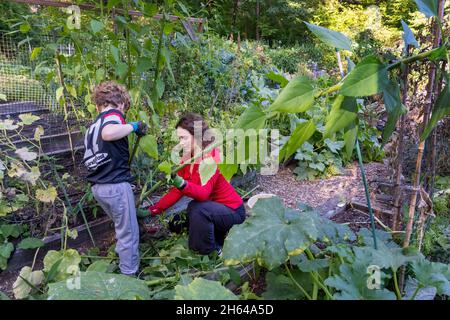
[82,109,133,184]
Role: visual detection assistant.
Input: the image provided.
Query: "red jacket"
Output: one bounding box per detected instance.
[154,148,243,211]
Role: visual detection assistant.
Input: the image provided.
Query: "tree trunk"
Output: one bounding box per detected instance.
[255,0,260,41]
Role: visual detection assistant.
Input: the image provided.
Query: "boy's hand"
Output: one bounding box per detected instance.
[129,121,149,137]
[168,173,187,189]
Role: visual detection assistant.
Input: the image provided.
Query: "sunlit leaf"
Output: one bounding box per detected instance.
[175,278,237,300]
[12,266,43,299]
[269,76,316,113]
[36,186,57,203]
[414,0,439,18]
[199,157,217,186]
[140,135,158,160]
[340,56,389,97]
[15,147,37,162]
[324,95,358,137]
[18,113,40,125]
[304,22,352,51]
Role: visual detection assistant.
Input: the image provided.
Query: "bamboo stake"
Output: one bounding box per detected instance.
[403,0,445,250]
[55,54,76,169]
[400,0,445,291]
[336,49,378,249]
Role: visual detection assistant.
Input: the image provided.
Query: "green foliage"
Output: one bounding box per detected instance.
[174,278,237,300]
[43,249,81,282]
[421,74,450,141]
[269,76,316,113]
[222,196,450,300]
[304,22,352,51]
[17,237,44,250]
[340,56,389,97]
[223,197,354,269]
[47,271,151,300]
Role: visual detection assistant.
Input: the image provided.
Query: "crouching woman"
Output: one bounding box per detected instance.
[147,113,246,255]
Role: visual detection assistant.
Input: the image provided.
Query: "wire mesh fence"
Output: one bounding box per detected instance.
[0,31,86,158]
[0,32,58,110]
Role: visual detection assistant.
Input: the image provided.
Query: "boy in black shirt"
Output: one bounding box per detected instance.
[83,81,148,276]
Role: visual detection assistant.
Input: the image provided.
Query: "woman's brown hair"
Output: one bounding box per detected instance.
[176,113,214,149]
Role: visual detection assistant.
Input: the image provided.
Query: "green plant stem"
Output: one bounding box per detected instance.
[310,43,450,100]
[410,284,423,300]
[309,271,334,300]
[139,140,223,202]
[355,140,378,249]
[144,267,230,287]
[392,269,402,300]
[284,263,312,300]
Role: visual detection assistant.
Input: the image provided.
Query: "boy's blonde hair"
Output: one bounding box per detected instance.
[92,81,131,110]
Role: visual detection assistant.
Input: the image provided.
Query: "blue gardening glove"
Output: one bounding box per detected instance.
[169,173,187,189]
[129,121,149,137]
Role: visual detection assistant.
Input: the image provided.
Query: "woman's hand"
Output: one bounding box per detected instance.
[169,173,187,190]
[149,205,164,216]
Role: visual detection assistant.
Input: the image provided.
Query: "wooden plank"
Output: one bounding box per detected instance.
[181,19,199,41]
[5,217,114,271]
[350,201,393,217]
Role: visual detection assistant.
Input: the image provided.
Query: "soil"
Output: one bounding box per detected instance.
[257,161,388,207]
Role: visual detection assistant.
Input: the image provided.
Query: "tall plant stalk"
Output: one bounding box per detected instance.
[55,54,76,169]
[392,46,411,232]
[336,49,377,249]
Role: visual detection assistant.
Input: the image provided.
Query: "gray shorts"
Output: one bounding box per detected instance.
[92,182,139,275]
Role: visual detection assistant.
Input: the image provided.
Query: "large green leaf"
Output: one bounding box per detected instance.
[324,247,396,300]
[324,95,358,138]
[47,271,151,300]
[262,269,313,300]
[234,104,267,130]
[136,57,152,73]
[17,237,44,250]
[304,22,352,51]
[218,163,239,182]
[268,76,316,113]
[421,75,450,141]
[140,134,158,160]
[174,278,237,300]
[12,266,44,299]
[401,20,419,48]
[266,71,289,88]
[340,56,389,97]
[382,79,407,144]
[280,120,316,161]
[223,197,353,270]
[90,19,105,34]
[414,0,439,18]
[366,242,420,272]
[343,122,358,161]
[43,249,81,282]
[199,157,217,186]
[0,242,14,270]
[411,259,450,296]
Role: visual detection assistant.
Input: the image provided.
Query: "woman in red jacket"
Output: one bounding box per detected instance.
[147,113,246,255]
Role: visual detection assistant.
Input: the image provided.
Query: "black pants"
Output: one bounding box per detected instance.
[168,201,246,255]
